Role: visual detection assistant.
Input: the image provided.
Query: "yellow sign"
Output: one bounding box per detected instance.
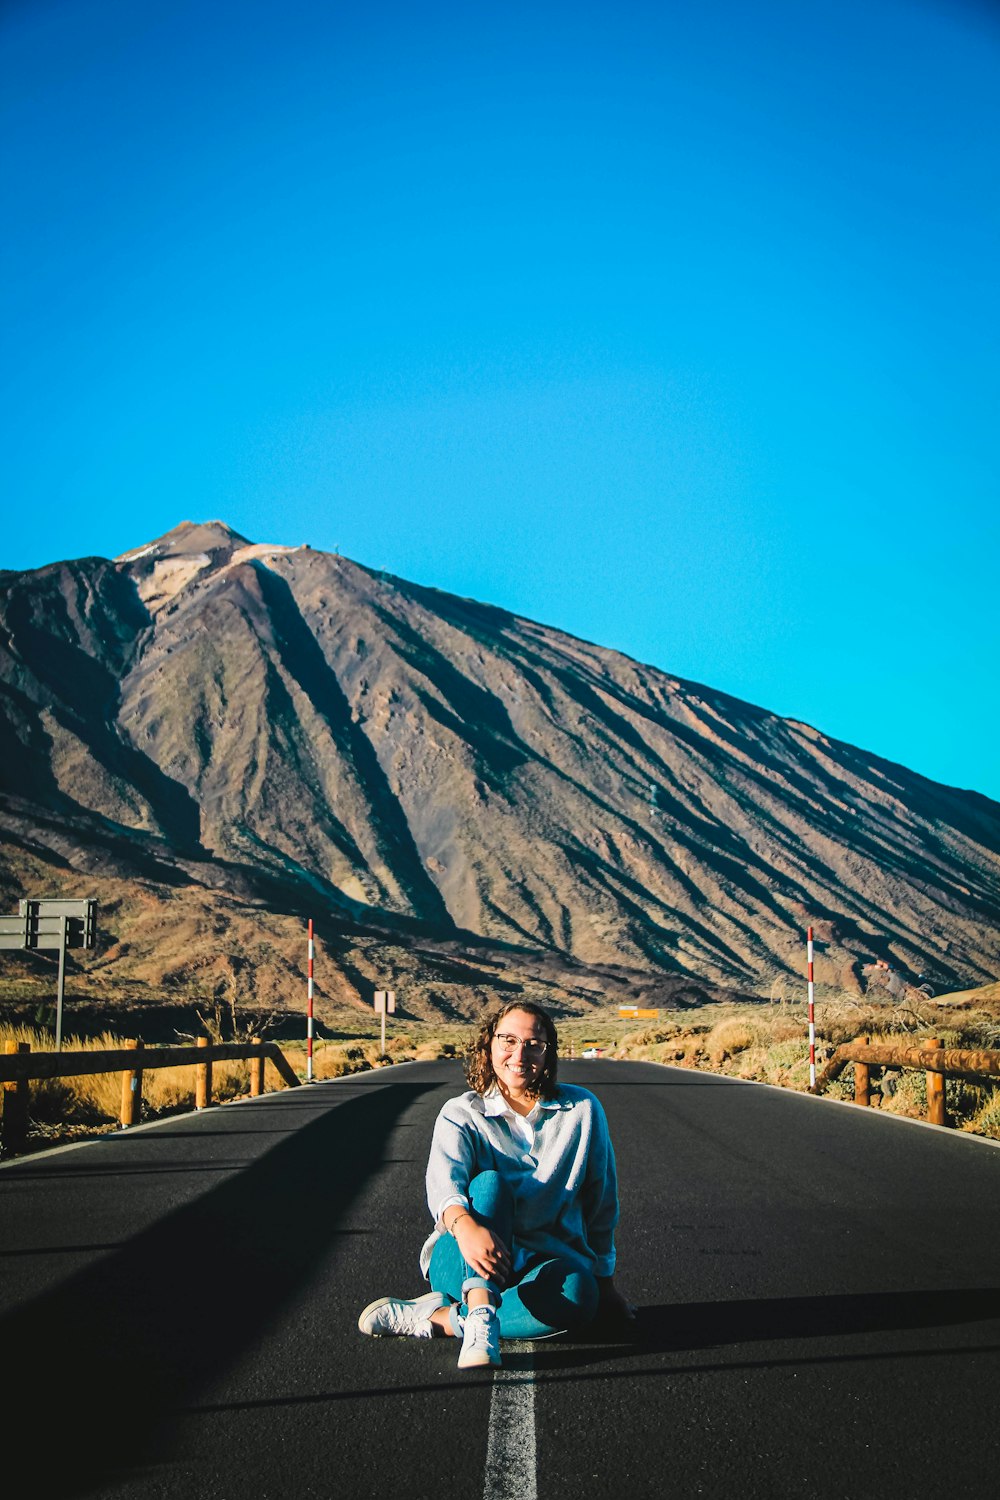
[620,1007,659,1019]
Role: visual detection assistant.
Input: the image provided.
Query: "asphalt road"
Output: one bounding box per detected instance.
[2,1058,999,1499]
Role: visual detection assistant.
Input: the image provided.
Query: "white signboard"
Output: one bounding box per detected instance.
[374,990,396,1013]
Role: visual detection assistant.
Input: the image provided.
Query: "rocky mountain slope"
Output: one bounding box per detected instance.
[1,520,998,1028]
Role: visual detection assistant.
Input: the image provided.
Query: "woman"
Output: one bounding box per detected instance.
[358,999,635,1369]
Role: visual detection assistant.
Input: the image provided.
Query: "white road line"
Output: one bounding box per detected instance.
[483,1345,537,1500]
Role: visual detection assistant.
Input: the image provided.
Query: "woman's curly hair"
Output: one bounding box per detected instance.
[464,1000,559,1100]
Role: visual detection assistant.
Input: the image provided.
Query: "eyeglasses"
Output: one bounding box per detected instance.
[492,1033,548,1057]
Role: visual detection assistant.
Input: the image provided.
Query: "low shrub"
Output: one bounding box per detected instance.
[624,1026,681,1047]
[876,1068,927,1119]
[311,1041,376,1079]
[824,1069,857,1101]
[966,1088,1000,1141]
[415,1041,454,1061]
[728,1038,813,1089]
[705,1017,756,1066]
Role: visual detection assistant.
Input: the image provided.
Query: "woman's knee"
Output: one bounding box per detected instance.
[517,1260,599,1328]
[468,1170,512,1217]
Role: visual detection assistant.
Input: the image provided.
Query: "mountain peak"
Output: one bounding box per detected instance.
[115,520,250,564]
[114,520,257,615]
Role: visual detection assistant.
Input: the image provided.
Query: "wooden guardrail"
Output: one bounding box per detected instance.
[1,1037,301,1158]
[809,1035,1000,1127]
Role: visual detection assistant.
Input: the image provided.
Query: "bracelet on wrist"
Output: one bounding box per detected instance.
[448,1210,471,1235]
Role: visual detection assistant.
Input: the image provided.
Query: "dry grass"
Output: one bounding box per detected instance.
[605,997,1000,1141]
[0,1023,265,1140]
[311,1038,391,1078]
[0,1019,467,1154]
[4,991,999,1154]
[964,1090,1000,1139]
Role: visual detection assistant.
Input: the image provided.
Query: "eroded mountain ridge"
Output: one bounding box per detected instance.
[1,520,997,1021]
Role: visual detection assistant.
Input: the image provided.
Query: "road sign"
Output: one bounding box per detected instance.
[0,916,30,951]
[619,1007,659,1019]
[1,898,98,1050]
[19,898,97,950]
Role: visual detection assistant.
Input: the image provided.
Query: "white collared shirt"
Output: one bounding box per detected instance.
[420,1083,619,1280]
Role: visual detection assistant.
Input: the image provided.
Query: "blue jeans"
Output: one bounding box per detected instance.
[428,1170,600,1339]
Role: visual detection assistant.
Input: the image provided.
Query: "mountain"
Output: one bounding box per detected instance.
[1,520,998,1030]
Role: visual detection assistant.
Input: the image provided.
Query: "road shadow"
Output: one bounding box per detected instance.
[143,1286,1000,1429]
[0,1082,437,1499]
[531,1286,1000,1370]
[167,1284,1000,1423]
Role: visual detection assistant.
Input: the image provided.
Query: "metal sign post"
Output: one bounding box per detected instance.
[807,926,816,1088]
[374,989,396,1055]
[54,916,68,1051]
[306,919,315,1083]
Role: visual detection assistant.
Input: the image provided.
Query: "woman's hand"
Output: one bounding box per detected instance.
[454,1216,513,1288]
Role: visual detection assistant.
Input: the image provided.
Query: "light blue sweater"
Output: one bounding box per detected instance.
[419,1083,620,1280]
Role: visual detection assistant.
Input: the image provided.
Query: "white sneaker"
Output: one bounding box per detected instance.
[358,1291,447,1339]
[457,1305,501,1368]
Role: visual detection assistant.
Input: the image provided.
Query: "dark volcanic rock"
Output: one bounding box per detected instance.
[1,519,998,1018]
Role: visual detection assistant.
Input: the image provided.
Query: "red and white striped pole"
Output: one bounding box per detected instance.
[307,919,315,1083]
[807,925,816,1088]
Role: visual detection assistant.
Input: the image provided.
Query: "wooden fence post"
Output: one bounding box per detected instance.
[924,1038,946,1126]
[120,1039,144,1128]
[854,1036,871,1107]
[2,1041,30,1157]
[250,1037,265,1097]
[195,1036,212,1109]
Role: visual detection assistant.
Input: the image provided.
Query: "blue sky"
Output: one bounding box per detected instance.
[3,0,998,801]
